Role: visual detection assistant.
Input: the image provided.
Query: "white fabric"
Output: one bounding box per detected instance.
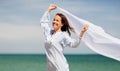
[40,11,81,71]
[56,7,120,61]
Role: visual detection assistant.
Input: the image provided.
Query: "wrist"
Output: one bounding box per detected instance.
[47,9,51,12]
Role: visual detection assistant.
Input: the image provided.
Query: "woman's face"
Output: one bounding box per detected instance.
[52,15,63,31]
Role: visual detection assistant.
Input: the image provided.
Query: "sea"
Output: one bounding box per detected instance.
[0,54,120,71]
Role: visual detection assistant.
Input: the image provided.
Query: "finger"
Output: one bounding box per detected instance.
[85,24,89,29]
[50,4,57,8]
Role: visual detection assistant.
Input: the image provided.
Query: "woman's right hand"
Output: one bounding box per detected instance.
[47,4,57,12]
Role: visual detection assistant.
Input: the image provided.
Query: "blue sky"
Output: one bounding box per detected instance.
[0,0,120,54]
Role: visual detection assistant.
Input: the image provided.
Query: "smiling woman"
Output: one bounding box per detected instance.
[40,4,88,71]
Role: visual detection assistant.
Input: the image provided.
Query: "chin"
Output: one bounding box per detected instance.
[53,27,57,30]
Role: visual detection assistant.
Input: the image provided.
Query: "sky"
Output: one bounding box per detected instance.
[0,0,120,54]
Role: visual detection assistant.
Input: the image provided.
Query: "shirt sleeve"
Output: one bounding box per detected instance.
[61,32,81,48]
[40,11,51,36]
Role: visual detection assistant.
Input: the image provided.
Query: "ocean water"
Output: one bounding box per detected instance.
[0,54,120,71]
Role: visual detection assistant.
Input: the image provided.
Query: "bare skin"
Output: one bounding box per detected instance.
[80,24,89,37]
[47,4,89,37]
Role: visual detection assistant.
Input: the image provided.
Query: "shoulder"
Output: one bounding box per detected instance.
[62,31,68,35]
[62,32,70,38]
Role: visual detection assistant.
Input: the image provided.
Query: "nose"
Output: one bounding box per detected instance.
[52,20,57,24]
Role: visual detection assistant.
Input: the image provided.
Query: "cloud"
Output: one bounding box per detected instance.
[0,23,42,40]
[0,22,45,54]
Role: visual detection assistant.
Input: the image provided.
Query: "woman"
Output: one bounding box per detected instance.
[40,4,88,71]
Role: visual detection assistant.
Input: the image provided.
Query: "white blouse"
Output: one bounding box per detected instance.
[40,11,81,71]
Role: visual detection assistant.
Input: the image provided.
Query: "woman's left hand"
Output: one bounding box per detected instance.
[80,24,89,37]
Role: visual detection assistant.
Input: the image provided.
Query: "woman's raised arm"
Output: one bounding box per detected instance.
[47,4,57,12]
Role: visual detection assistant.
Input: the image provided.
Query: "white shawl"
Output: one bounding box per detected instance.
[55,7,120,61]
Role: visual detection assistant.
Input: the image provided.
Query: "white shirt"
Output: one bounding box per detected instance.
[40,11,81,71]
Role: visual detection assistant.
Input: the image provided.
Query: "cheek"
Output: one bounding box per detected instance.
[60,23,63,27]
[58,23,63,28]
[57,21,62,27]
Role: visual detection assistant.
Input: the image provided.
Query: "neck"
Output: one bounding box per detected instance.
[54,29,62,34]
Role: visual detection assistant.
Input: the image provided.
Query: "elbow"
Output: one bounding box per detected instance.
[70,40,81,48]
[70,44,79,48]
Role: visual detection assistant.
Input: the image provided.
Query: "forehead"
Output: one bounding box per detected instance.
[54,15,61,20]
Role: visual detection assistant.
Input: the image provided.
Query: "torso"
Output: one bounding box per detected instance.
[44,30,69,71]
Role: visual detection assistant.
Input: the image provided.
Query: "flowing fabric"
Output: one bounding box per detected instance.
[55,7,120,61]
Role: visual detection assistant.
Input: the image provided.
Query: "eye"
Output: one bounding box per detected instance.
[56,20,59,22]
[53,19,55,21]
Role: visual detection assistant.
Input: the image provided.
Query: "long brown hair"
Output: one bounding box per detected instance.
[56,13,74,36]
